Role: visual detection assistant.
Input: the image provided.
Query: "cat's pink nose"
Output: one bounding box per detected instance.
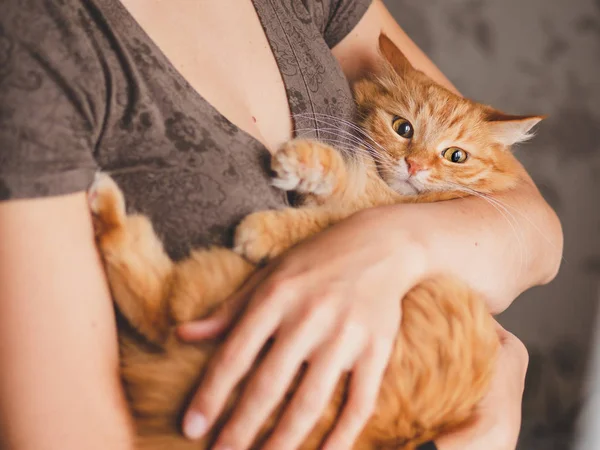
[406,157,424,175]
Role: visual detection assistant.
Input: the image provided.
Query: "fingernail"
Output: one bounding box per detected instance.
[183,412,207,440]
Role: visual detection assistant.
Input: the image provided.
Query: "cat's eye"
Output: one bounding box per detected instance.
[392,116,414,139]
[442,147,468,163]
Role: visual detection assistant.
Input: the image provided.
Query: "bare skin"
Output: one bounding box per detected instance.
[0,1,561,449]
[117,0,294,152]
[0,194,134,450]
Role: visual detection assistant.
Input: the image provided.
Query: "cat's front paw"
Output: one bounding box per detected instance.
[234,211,288,264]
[271,139,342,197]
[88,172,126,237]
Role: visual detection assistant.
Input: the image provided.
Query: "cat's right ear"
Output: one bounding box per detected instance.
[378,33,415,76]
[486,111,546,146]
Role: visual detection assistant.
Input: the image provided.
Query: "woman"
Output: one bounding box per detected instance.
[0,0,560,449]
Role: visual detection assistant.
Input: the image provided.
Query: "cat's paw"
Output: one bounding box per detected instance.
[88,172,126,236]
[271,140,342,197]
[234,211,288,264]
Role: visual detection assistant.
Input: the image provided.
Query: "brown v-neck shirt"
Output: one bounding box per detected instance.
[0,0,371,260]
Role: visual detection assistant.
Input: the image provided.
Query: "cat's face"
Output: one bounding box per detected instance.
[354,34,543,196]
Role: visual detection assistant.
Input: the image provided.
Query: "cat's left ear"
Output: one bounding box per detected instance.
[378,33,415,76]
[486,112,546,146]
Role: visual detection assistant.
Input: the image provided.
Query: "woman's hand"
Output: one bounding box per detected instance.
[178,210,426,450]
[435,324,529,450]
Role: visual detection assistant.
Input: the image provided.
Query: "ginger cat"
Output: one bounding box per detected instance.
[89,34,543,450]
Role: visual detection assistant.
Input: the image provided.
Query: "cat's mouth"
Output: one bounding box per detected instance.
[376,159,428,195]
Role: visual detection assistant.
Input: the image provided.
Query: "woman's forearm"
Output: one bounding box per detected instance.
[0,194,134,449]
[359,170,563,313]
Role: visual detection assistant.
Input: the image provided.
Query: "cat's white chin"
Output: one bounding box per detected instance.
[391,180,419,195]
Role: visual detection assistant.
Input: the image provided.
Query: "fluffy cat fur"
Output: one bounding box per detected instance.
[89,34,543,449]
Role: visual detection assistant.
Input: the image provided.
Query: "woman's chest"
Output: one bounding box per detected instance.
[95,96,286,260]
[118,0,293,152]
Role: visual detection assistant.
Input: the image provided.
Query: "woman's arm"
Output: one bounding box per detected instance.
[333,0,563,311]
[354,178,561,313]
[0,194,134,449]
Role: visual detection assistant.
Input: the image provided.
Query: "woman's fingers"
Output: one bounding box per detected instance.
[322,340,390,450]
[182,297,283,440]
[212,315,329,450]
[177,267,271,341]
[176,313,232,340]
[261,331,360,450]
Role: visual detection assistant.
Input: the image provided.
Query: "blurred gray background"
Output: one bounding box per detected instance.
[383,0,600,448]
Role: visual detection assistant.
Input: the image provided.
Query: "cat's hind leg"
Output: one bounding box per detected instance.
[89,173,174,345]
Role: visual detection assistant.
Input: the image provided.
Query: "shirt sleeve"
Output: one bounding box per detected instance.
[304,0,373,48]
[0,1,105,201]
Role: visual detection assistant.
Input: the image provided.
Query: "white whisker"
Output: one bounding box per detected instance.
[446,183,530,273]
[293,112,389,154]
[478,190,567,265]
[293,127,397,169]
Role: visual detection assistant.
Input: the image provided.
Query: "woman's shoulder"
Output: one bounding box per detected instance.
[1,0,100,46]
[0,0,109,201]
[0,0,113,118]
[300,0,373,48]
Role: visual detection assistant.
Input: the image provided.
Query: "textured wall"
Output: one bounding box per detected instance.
[384,0,600,448]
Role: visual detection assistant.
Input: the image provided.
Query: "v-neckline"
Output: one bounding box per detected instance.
[111,0,297,152]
